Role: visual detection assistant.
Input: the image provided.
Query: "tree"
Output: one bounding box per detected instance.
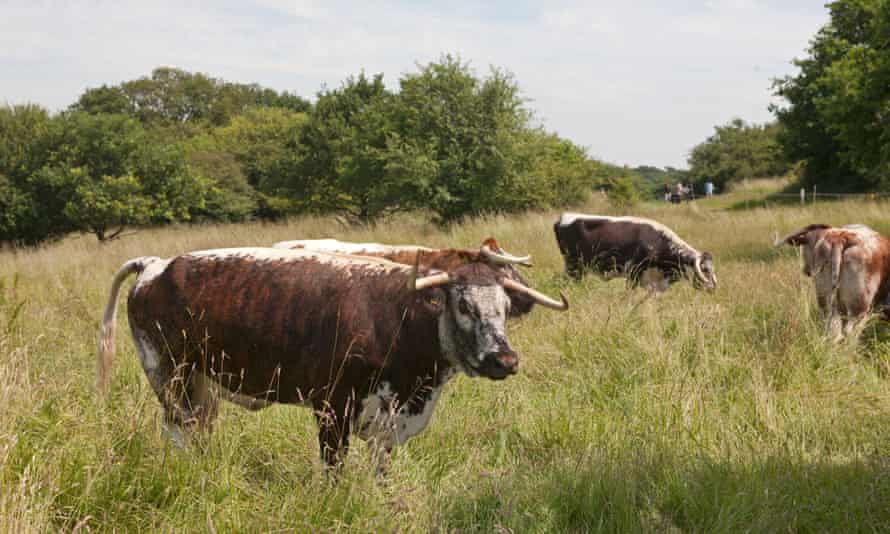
[0,104,64,243]
[291,72,412,221]
[35,112,208,241]
[389,56,532,222]
[687,119,790,190]
[772,0,890,190]
[72,67,311,128]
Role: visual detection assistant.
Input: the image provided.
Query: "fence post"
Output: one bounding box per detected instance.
[812,185,817,204]
[800,188,805,205]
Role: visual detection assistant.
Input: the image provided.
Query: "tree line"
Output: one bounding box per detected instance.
[3,57,649,245]
[687,0,890,194]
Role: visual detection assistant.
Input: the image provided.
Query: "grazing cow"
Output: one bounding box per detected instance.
[553,213,717,292]
[273,237,537,316]
[97,248,567,469]
[775,223,890,339]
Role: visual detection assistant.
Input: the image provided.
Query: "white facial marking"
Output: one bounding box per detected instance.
[439,284,510,374]
[557,213,701,258]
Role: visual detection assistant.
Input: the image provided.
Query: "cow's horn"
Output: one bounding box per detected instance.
[480,245,532,267]
[501,279,568,311]
[414,272,451,290]
[693,255,708,285]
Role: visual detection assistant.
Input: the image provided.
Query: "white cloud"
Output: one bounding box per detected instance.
[0,0,828,167]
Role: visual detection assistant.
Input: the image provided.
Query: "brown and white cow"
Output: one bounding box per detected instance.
[776,223,890,339]
[98,248,567,468]
[273,237,537,316]
[553,213,717,292]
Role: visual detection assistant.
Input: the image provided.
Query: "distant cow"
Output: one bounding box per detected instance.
[98,248,567,469]
[273,237,536,316]
[553,213,717,292]
[776,223,890,339]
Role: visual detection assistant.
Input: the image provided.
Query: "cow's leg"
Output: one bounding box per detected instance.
[356,383,397,475]
[314,396,353,469]
[814,267,842,340]
[564,255,583,280]
[839,269,876,340]
[357,381,446,476]
[132,328,216,444]
[639,267,670,295]
[188,372,219,432]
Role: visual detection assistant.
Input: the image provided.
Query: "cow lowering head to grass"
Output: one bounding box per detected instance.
[273,237,537,316]
[553,213,717,293]
[97,248,567,470]
[775,223,890,340]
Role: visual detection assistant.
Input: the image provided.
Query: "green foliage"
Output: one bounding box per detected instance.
[773,0,890,191]
[62,173,153,241]
[390,56,534,222]
[605,176,640,207]
[291,72,408,221]
[687,119,791,191]
[2,60,610,243]
[71,66,310,127]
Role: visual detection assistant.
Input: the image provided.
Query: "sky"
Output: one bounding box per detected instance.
[0,0,829,169]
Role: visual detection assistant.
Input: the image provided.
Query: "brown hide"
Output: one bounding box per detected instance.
[128,254,449,406]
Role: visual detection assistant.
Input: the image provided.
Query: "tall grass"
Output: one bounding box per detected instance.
[2,184,890,531]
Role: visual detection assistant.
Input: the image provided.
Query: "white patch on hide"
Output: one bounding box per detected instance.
[131,327,160,372]
[841,224,881,253]
[184,247,413,276]
[273,239,433,256]
[357,380,448,448]
[132,257,171,292]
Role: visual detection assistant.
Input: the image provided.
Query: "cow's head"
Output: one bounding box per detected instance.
[775,224,831,276]
[692,252,717,291]
[409,260,567,380]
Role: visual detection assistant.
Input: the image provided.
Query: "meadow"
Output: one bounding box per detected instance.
[2,180,890,532]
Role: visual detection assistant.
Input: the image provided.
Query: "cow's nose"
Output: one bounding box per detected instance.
[496,352,518,371]
[480,350,519,379]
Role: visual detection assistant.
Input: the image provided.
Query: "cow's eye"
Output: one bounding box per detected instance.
[458,299,472,315]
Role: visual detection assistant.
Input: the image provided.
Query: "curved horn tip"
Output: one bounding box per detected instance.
[558,290,569,311]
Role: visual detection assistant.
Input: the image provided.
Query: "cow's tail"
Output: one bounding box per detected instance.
[97,256,159,395]
[830,241,844,293]
[824,238,849,318]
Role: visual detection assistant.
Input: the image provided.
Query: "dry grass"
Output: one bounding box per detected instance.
[2,181,890,532]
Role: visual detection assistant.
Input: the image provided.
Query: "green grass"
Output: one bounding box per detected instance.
[3,183,890,532]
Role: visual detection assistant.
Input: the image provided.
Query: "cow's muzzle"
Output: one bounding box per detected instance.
[479,351,519,380]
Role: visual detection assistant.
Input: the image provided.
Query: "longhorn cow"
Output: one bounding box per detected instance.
[98,248,567,468]
[553,213,717,292]
[776,223,890,339]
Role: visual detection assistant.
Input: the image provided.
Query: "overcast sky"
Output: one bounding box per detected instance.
[1,0,828,168]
